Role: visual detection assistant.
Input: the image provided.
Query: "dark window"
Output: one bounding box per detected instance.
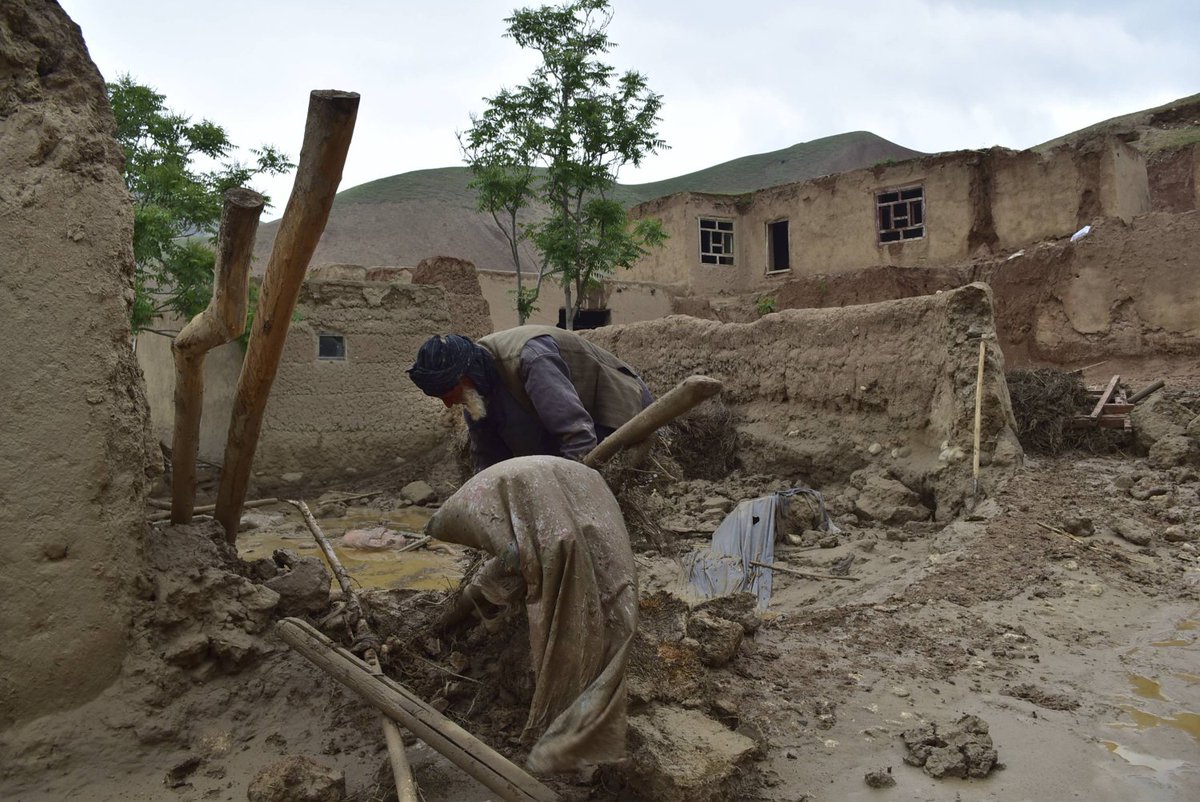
[767,220,790,272]
[699,218,734,265]
[317,333,346,360]
[557,308,612,330]
[876,185,924,244]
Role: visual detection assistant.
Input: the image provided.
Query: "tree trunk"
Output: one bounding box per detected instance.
[214,90,359,542]
[563,284,573,330]
[170,189,264,523]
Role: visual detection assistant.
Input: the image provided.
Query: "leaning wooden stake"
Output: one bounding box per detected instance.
[277,618,558,802]
[215,90,359,542]
[287,500,418,802]
[583,375,723,468]
[170,189,264,523]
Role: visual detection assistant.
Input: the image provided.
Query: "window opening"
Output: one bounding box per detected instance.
[699,218,735,265]
[317,333,346,360]
[767,220,790,272]
[876,185,925,243]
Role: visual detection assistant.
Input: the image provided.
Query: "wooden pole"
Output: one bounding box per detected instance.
[749,560,861,582]
[215,90,359,542]
[170,189,264,523]
[583,375,723,468]
[287,500,418,802]
[277,618,559,802]
[1128,379,1165,405]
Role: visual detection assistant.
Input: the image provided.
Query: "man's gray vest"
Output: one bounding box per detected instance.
[478,325,646,431]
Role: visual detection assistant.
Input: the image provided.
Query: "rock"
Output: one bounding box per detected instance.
[854,474,931,524]
[1148,435,1197,468]
[280,472,304,484]
[901,714,998,780]
[867,442,883,455]
[701,496,731,512]
[239,511,284,531]
[1130,484,1170,501]
[1062,514,1094,537]
[314,500,347,519]
[342,527,408,550]
[165,755,203,789]
[864,769,896,788]
[1113,517,1153,546]
[1131,395,1193,450]
[891,445,912,458]
[247,756,345,802]
[163,633,210,668]
[264,552,331,616]
[401,480,436,506]
[924,745,967,778]
[1187,414,1200,438]
[624,707,758,802]
[686,611,744,667]
[210,629,269,671]
[1164,525,1195,543]
[965,498,1001,521]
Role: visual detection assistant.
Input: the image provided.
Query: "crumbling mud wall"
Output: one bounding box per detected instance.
[983,210,1200,364]
[0,0,150,726]
[251,279,482,489]
[587,283,1020,519]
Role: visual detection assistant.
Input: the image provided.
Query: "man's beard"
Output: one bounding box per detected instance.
[462,386,488,421]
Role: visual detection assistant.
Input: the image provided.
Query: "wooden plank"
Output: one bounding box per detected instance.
[276,618,558,802]
[1068,415,1130,430]
[1089,375,1120,419]
[1101,404,1135,415]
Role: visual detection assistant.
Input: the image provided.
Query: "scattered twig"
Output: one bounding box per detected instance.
[397,535,431,553]
[148,497,278,522]
[750,559,861,581]
[409,653,481,684]
[1035,521,1136,565]
[324,489,384,505]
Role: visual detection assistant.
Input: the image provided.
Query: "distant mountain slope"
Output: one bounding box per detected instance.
[253,132,925,271]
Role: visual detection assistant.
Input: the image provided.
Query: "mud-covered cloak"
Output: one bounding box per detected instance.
[425,455,638,772]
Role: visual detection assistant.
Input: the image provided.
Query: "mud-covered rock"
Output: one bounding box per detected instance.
[901,714,998,779]
[1131,395,1194,450]
[691,593,761,634]
[1148,435,1198,468]
[1113,517,1153,546]
[686,611,743,667]
[853,473,932,524]
[401,480,436,506]
[247,755,345,802]
[263,551,331,616]
[623,706,758,802]
[864,768,896,788]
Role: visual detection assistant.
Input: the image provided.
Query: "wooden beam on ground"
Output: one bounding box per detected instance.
[171,189,264,524]
[1088,375,1121,420]
[214,90,359,542]
[1128,380,1165,405]
[276,618,558,802]
[750,559,861,582]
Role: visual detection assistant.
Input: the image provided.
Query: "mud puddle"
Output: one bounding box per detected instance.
[238,504,464,592]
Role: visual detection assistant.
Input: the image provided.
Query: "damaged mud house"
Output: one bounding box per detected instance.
[3,2,1200,801]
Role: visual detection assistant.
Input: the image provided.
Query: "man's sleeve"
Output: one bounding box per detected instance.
[519,336,597,461]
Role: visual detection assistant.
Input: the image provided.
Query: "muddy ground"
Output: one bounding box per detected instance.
[1,373,1198,802]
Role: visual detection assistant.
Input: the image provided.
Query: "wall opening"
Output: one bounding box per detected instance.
[699,218,735,265]
[317,333,346,360]
[767,219,790,272]
[558,308,612,330]
[876,185,925,243]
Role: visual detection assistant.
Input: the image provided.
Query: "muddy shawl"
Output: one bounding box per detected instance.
[426,455,638,772]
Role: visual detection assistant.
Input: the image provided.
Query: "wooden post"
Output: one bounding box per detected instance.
[214,90,359,541]
[582,375,723,468]
[277,618,559,802]
[170,189,264,523]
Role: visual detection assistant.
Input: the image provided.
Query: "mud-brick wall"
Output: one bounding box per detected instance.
[251,280,472,487]
[0,1,151,727]
[587,283,1021,518]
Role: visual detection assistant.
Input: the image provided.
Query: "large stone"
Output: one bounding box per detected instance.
[624,706,758,802]
[1148,435,1198,468]
[401,480,436,506]
[248,756,345,802]
[1112,517,1153,546]
[1131,395,1193,450]
[686,611,744,667]
[854,473,932,524]
[263,552,331,616]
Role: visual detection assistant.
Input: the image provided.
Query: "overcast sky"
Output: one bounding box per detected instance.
[60,0,1199,218]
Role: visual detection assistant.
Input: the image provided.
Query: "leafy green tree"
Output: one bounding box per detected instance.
[460,0,667,328]
[107,75,293,335]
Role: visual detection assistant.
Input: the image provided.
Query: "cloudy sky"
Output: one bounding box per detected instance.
[61,0,1199,217]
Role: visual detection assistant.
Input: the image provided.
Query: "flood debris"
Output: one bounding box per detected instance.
[901,715,999,779]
